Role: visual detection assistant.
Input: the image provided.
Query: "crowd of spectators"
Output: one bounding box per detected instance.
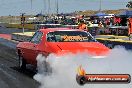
[47,14,128,28]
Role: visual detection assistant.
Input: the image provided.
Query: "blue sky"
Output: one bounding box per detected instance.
[0,0,130,16]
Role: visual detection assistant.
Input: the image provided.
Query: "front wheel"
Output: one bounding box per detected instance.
[19,55,26,70]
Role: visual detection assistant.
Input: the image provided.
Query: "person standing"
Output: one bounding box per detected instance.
[78,20,88,31]
[128,18,132,40]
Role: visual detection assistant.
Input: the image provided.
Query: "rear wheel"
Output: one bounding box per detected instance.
[19,55,26,70]
[45,61,52,74]
[37,55,52,75]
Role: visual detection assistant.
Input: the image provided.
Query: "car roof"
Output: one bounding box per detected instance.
[39,28,82,33]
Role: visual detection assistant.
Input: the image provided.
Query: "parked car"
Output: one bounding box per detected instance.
[16,28,109,69]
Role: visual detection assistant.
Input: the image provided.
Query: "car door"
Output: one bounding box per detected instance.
[24,31,43,65]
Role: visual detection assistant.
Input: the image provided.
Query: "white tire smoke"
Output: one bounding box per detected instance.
[34,47,132,88]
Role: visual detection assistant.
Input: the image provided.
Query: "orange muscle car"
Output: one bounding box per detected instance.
[16,28,109,69]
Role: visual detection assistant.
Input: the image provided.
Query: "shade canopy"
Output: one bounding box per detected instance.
[94,12,108,16]
[35,13,44,17]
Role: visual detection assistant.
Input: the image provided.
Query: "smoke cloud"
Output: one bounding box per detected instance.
[34,47,132,88]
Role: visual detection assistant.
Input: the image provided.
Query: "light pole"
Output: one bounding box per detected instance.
[99,0,102,12]
[31,0,33,16]
[48,0,51,16]
[56,0,59,15]
[43,0,47,15]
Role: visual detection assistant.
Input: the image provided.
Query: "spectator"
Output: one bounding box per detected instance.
[98,21,104,28]
[78,20,88,31]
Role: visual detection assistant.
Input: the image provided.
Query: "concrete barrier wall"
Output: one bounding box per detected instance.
[96,38,132,50]
[12,34,32,42]
[11,32,34,42]
[6,23,35,30]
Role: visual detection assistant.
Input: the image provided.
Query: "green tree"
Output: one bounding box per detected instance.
[126,1,132,8]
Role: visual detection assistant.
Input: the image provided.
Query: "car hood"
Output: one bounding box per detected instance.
[48,42,109,56]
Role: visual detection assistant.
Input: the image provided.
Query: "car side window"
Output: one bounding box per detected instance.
[30,31,43,44]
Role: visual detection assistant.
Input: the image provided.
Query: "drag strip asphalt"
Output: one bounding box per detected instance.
[0,38,39,88]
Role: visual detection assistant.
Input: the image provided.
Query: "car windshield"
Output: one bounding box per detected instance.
[47,31,96,42]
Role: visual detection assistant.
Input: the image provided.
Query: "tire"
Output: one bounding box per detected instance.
[37,56,52,75]
[45,61,52,74]
[19,55,26,70]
